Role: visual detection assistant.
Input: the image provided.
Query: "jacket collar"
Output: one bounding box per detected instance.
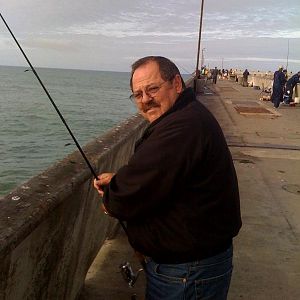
[147,87,196,129]
[135,88,196,150]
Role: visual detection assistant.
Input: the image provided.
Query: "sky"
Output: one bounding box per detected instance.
[0,0,299,73]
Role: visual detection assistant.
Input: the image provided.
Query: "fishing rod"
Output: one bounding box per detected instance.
[0,12,98,180]
[1,13,142,290]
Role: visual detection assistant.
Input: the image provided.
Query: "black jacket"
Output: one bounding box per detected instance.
[103,88,242,263]
[286,74,300,89]
[273,70,286,87]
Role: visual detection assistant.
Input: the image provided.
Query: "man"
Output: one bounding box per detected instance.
[284,71,300,104]
[242,69,250,87]
[271,66,287,108]
[94,56,242,300]
[212,67,218,84]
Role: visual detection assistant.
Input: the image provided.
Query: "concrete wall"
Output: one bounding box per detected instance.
[236,72,300,101]
[0,115,147,300]
[235,72,273,90]
[0,76,196,300]
[294,83,300,101]
[248,73,273,90]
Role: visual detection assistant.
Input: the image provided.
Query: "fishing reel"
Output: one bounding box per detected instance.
[119,261,144,288]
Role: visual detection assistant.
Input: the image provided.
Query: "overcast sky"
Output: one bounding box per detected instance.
[1,0,299,73]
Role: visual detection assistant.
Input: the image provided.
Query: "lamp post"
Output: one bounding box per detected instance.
[201,48,206,69]
[195,0,205,73]
[286,39,289,71]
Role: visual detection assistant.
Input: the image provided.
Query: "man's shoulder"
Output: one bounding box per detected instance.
[159,99,213,132]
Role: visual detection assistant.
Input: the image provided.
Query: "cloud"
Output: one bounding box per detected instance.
[267,30,300,39]
[203,7,300,40]
[224,57,300,64]
[63,21,196,38]
[203,28,300,40]
[0,36,16,49]
[1,0,299,72]
[22,37,78,51]
[43,4,300,42]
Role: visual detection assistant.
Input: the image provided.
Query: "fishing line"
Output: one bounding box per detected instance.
[1,11,166,294]
[1,13,130,247]
[0,12,98,180]
[177,62,193,75]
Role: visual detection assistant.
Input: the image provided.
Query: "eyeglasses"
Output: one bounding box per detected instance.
[130,81,168,102]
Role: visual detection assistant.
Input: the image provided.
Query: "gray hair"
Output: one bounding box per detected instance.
[130,56,186,90]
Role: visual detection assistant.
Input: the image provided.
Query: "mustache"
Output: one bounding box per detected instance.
[141,100,160,113]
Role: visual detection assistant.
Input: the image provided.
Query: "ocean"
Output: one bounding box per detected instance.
[0,66,136,197]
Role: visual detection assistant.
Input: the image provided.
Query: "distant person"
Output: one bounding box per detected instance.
[243,69,250,87]
[221,68,225,79]
[201,66,206,75]
[271,66,287,108]
[224,69,229,79]
[219,69,223,79]
[93,56,242,300]
[212,67,218,84]
[284,71,300,104]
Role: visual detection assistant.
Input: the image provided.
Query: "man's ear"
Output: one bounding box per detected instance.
[173,74,183,93]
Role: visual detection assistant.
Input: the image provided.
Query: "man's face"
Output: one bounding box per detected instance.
[131,61,183,123]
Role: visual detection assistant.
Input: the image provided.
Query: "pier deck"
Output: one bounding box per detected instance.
[80,79,300,300]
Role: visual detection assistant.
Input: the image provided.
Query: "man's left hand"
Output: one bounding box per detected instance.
[93,172,115,196]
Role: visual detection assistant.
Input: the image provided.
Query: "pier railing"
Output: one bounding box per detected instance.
[0,77,195,299]
[0,115,147,299]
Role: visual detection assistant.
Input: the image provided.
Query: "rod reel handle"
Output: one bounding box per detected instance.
[119,261,144,288]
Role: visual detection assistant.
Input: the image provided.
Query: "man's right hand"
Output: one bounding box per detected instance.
[93,172,115,197]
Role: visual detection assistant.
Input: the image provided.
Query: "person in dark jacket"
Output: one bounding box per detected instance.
[271,66,287,108]
[284,71,300,104]
[243,69,250,86]
[94,56,242,300]
[212,66,218,84]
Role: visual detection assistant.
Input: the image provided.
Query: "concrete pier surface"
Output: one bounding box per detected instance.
[80,80,300,300]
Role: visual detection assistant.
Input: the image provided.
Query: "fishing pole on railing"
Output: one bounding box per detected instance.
[0,13,143,290]
[0,12,99,180]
